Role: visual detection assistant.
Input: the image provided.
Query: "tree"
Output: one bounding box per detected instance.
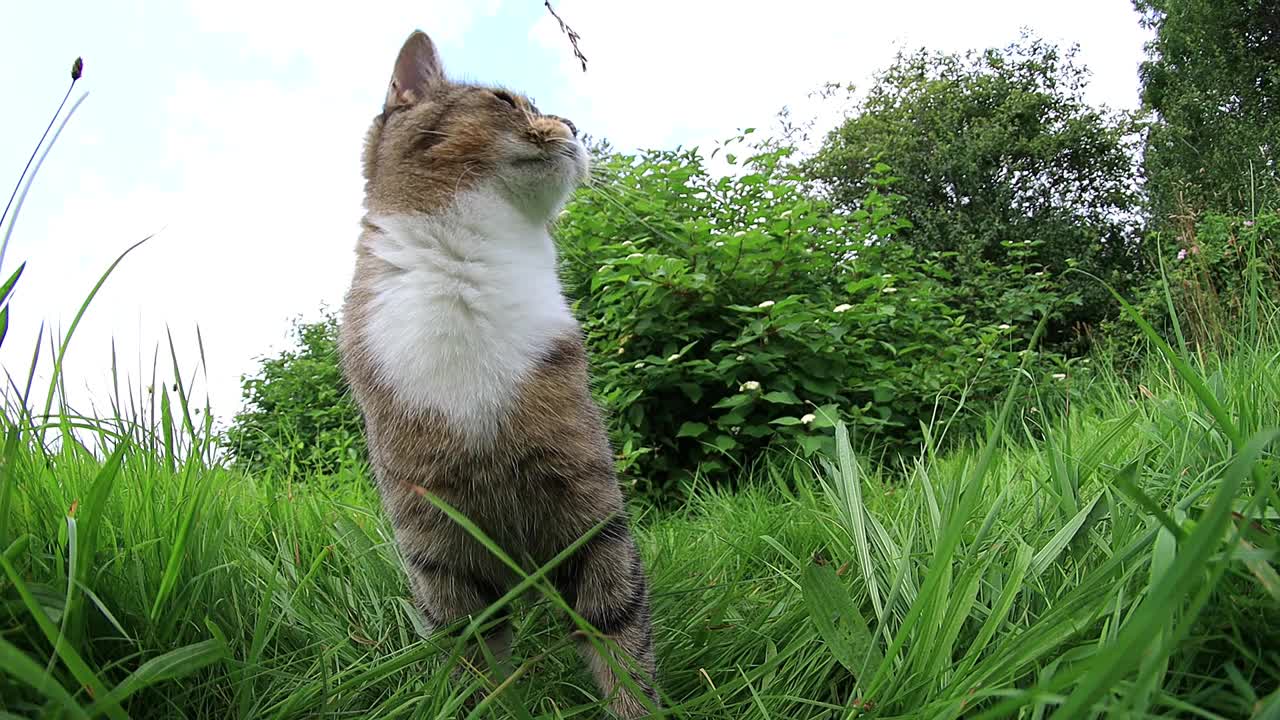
[225,311,367,481]
[805,36,1143,352]
[1135,0,1280,223]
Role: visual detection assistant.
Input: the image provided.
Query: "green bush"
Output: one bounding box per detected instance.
[224,311,366,482]
[1112,211,1280,360]
[559,137,1063,498]
[804,36,1143,355]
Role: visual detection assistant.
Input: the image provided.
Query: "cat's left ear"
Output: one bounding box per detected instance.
[385,30,445,110]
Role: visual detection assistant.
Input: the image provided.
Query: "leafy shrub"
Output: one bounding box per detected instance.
[225,311,366,481]
[1114,211,1280,359]
[559,137,1062,498]
[803,35,1143,355]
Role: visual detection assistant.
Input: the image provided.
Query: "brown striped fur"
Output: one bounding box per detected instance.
[338,31,658,717]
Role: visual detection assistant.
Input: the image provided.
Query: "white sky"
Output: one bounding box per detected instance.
[0,0,1151,430]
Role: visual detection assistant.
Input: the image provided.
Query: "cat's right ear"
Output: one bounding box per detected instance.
[384,31,445,111]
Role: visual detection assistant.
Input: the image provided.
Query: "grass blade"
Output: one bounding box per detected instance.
[0,635,91,719]
[86,639,227,714]
[801,561,881,681]
[39,235,152,447]
[1055,429,1279,717]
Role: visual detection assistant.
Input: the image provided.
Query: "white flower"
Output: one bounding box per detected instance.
[833,303,853,313]
[734,231,747,238]
[757,300,775,308]
[616,347,625,355]
[1033,271,1046,277]
[1052,373,1067,381]
[627,252,645,260]
[667,354,680,362]
[715,241,725,247]
[1177,248,1187,260]
[998,323,1012,330]
[800,413,817,425]
[882,287,898,294]
[741,380,761,391]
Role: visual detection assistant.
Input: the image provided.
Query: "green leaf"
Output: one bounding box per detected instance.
[801,562,881,679]
[712,393,752,409]
[761,390,802,405]
[88,639,227,713]
[0,636,90,719]
[1029,492,1105,578]
[0,262,25,307]
[676,422,708,438]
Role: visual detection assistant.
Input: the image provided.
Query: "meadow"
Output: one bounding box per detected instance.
[3,8,1280,716]
[1,250,1277,718]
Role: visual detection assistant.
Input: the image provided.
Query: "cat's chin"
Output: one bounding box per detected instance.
[495,150,587,220]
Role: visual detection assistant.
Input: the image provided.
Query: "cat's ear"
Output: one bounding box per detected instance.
[384,31,445,110]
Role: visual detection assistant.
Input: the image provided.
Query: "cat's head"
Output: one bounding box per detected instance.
[362,31,587,221]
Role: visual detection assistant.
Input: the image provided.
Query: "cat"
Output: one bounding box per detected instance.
[338,30,660,717]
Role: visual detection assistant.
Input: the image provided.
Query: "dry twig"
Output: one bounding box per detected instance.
[544,1,587,72]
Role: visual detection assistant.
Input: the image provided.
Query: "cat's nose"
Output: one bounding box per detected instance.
[548,115,577,137]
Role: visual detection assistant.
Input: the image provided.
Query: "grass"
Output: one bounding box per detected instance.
[0,266,1277,719]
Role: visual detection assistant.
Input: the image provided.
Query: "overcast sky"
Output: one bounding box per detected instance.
[0,0,1151,429]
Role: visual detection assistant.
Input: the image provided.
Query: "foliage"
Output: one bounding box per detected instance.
[224,311,366,482]
[1135,0,1280,224]
[558,138,1061,499]
[1113,211,1280,361]
[804,35,1144,354]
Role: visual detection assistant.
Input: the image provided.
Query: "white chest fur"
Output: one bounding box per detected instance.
[361,189,578,444]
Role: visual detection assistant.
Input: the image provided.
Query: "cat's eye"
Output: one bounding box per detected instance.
[493,90,519,109]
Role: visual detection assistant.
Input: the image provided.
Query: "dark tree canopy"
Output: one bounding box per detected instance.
[805,36,1143,351]
[1135,0,1280,223]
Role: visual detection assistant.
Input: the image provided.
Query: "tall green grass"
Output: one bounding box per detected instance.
[1,242,1277,718]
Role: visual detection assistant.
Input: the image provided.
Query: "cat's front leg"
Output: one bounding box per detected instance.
[403,548,513,680]
[554,515,660,718]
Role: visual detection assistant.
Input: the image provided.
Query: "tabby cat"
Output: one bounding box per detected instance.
[338,30,659,717]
